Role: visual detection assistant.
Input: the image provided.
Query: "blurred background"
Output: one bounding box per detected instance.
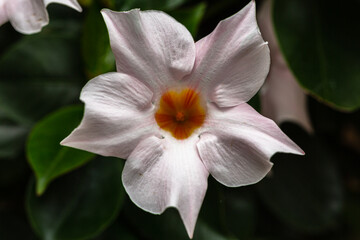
[0,0,360,239]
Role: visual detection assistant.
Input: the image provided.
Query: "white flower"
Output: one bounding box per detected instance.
[61,1,303,238]
[0,0,81,34]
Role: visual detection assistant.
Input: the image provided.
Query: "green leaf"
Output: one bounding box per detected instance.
[78,0,93,7]
[256,123,343,233]
[26,157,125,240]
[27,105,95,195]
[0,20,85,126]
[82,3,115,79]
[168,3,207,37]
[273,0,360,111]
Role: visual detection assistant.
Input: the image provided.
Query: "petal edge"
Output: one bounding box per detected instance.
[101,8,196,97]
[44,0,82,12]
[61,72,156,159]
[198,133,273,187]
[122,136,209,238]
[188,0,270,107]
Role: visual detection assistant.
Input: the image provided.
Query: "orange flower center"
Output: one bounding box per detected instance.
[155,88,206,140]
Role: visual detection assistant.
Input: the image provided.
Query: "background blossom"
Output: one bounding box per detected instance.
[257,0,313,133]
[0,0,81,34]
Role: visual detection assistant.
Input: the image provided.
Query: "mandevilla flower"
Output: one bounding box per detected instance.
[61,1,304,237]
[0,0,81,34]
[257,0,313,133]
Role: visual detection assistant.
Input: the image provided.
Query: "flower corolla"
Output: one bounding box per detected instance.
[62,1,304,237]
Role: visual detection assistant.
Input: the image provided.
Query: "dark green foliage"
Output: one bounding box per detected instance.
[27,105,95,195]
[273,0,360,111]
[0,0,359,239]
[26,157,126,240]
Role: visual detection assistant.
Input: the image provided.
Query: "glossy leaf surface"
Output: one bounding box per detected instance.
[26,157,125,240]
[0,20,84,126]
[82,3,115,78]
[169,2,206,37]
[27,106,94,195]
[273,0,360,111]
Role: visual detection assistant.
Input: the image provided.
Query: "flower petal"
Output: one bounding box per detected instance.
[5,0,49,34]
[188,0,270,107]
[198,103,303,187]
[258,0,313,133]
[197,133,273,187]
[61,72,156,159]
[122,136,209,238]
[101,9,196,96]
[44,0,82,12]
[0,3,8,26]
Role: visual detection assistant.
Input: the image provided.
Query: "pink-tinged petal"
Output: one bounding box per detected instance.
[0,2,8,26]
[122,136,209,238]
[101,9,195,96]
[258,0,313,133]
[44,0,82,12]
[187,0,270,107]
[5,0,49,34]
[61,72,156,159]
[198,103,303,187]
[197,133,273,187]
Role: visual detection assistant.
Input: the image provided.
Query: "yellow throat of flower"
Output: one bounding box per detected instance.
[155,88,206,140]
